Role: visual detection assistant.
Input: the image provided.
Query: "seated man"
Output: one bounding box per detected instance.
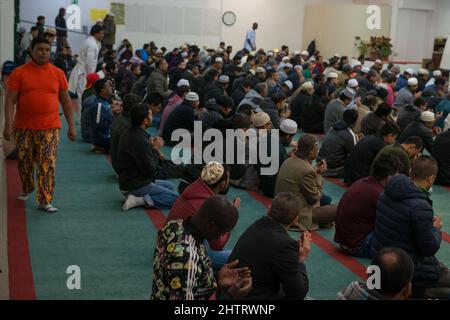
[228,193,311,299]
[373,136,423,177]
[399,111,435,154]
[371,156,450,299]
[275,134,337,231]
[111,93,142,171]
[116,103,178,210]
[151,196,252,300]
[258,119,297,198]
[162,91,200,146]
[167,162,235,269]
[338,247,414,300]
[199,96,234,130]
[319,109,359,177]
[433,128,450,186]
[343,122,400,185]
[334,154,403,258]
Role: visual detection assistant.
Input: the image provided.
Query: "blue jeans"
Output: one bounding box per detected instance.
[349,232,374,259]
[204,241,231,270]
[125,180,178,209]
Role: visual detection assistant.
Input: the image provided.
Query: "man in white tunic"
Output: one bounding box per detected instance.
[243,22,258,52]
[69,25,104,119]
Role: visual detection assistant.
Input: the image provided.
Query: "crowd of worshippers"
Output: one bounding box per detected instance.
[4,25,450,300]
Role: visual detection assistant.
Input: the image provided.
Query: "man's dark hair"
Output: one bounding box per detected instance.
[314,85,329,97]
[402,136,423,150]
[410,155,438,180]
[143,43,150,50]
[105,61,117,73]
[59,8,66,15]
[145,93,163,106]
[176,85,190,97]
[122,93,142,112]
[343,109,359,126]
[413,97,426,107]
[379,121,400,137]
[371,247,414,296]
[155,59,166,69]
[31,26,39,33]
[37,16,45,21]
[90,25,104,36]
[296,134,317,159]
[374,103,392,117]
[30,37,50,50]
[254,83,267,95]
[271,193,301,225]
[130,103,150,126]
[271,92,286,104]
[232,113,251,130]
[368,70,379,78]
[218,96,234,109]
[242,79,253,89]
[385,73,397,84]
[237,104,254,117]
[371,153,403,181]
[362,95,378,110]
[435,77,446,86]
[94,78,109,95]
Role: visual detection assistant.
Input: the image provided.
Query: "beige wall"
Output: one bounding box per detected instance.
[0,0,15,63]
[302,4,392,59]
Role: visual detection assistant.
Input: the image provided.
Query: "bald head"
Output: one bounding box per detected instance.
[371,248,414,297]
[194,195,239,240]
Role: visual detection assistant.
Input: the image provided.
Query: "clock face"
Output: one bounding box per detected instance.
[222,11,236,26]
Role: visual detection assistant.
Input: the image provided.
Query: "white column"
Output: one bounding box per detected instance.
[0,0,15,64]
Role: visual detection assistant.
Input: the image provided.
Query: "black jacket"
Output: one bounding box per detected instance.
[301,95,326,133]
[260,98,281,129]
[360,112,385,136]
[397,105,421,132]
[371,174,442,283]
[55,15,67,37]
[319,120,356,169]
[290,92,310,126]
[433,129,450,186]
[162,103,196,145]
[399,121,434,154]
[228,216,309,300]
[343,134,385,185]
[116,126,159,191]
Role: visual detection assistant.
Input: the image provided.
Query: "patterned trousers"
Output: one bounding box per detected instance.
[15,128,60,205]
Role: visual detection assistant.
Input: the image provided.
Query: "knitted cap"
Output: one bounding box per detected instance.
[201,161,225,185]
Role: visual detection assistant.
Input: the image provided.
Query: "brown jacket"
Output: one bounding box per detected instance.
[275,156,324,231]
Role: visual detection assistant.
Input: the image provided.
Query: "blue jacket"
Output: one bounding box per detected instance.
[88,96,113,144]
[436,98,450,129]
[395,74,408,92]
[371,174,442,283]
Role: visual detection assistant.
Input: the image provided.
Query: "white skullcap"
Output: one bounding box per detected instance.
[362,66,371,74]
[418,68,429,76]
[181,52,188,58]
[300,81,314,91]
[301,51,309,56]
[342,87,356,99]
[185,92,199,101]
[294,50,301,55]
[280,119,298,135]
[201,162,225,185]
[284,63,293,69]
[353,61,362,68]
[334,53,341,58]
[294,65,303,70]
[177,79,190,87]
[348,79,359,88]
[420,111,435,123]
[256,67,266,73]
[408,77,418,86]
[375,59,383,64]
[267,51,274,57]
[309,57,316,62]
[282,56,290,62]
[218,75,230,83]
[405,68,415,76]
[215,57,223,63]
[433,70,442,77]
[327,72,338,79]
[283,80,294,90]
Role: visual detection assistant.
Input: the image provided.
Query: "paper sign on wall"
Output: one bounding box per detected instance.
[90,9,109,22]
[111,3,125,25]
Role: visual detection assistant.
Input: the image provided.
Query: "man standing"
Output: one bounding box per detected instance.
[69,25,104,118]
[36,16,46,37]
[55,8,68,50]
[244,23,258,52]
[102,13,116,52]
[3,37,76,213]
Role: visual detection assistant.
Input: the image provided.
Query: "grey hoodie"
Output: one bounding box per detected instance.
[237,89,264,113]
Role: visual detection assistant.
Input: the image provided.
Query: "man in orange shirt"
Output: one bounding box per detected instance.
[3,37,76,213]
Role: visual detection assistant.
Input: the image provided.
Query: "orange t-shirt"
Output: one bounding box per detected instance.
[7,61,68,130]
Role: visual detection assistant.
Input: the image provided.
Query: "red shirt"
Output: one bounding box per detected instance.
[7,60,68,130]
[334,176,384,248]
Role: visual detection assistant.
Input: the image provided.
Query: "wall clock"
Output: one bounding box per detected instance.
[222,11,236,26]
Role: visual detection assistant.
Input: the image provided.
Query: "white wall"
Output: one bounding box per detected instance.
[0,0,15,63]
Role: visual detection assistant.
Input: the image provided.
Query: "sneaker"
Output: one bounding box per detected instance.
[17,193,29,201]
[122,195,145,211]
[39,203,58,213]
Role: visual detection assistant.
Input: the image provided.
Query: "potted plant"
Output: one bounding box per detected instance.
[356,40,370,59]
[369,36,393,61]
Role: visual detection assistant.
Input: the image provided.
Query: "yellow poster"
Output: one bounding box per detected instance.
[90,9,109,22]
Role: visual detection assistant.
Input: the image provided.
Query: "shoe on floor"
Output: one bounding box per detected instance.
[39,203,58,213]
[122,195,145,211]
[17,193,29,201]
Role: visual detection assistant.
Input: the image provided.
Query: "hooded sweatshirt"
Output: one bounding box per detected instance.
[166,178,230,251]
[319,120,357,169]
